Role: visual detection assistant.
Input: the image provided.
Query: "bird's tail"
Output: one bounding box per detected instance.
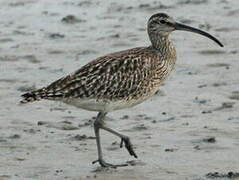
[20,88,47,104]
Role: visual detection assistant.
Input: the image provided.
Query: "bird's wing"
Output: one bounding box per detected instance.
[21,47,159,103]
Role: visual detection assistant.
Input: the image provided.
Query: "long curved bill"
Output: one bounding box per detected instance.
[174,22,223,47]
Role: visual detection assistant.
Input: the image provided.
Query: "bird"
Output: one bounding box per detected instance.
[20,13,223,168]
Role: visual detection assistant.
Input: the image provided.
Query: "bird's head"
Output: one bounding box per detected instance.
[147,13,223,47]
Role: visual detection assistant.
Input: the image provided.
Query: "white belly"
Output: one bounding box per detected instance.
[62,93,154,112]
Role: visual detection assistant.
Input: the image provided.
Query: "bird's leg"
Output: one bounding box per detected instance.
[100,125,138,158]
[92,112,128,168]
[92,112,105,166]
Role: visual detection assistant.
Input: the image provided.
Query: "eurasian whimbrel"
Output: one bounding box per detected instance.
[20,13,223,168]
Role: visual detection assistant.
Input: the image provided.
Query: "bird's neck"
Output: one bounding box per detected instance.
[148,33,176,58]
[149,34,170,50]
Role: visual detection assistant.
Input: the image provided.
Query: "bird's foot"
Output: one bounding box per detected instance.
[92,159,128,168]
[120,136,138,158]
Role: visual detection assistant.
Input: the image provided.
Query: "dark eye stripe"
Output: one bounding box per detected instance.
[151,19,171,26]
[152,20,160,25]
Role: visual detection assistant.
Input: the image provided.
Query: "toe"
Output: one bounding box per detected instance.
[93,159,128,168]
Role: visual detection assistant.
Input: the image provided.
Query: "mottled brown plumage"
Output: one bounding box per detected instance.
[20,13,223,167]
[21,46,175,105]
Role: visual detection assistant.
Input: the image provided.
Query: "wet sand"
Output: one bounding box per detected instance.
[0,0,239,180]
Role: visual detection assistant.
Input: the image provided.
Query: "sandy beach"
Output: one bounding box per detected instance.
[0,0,239,179]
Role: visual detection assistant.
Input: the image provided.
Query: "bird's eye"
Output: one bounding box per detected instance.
[160,20,166,24]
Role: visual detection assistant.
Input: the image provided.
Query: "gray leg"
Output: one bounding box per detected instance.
[92,112,105,165]
[100,125,137,158]
[92,112,137,168]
